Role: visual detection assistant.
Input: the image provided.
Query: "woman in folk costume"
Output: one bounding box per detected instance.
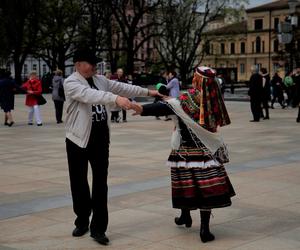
[132,66,235,243]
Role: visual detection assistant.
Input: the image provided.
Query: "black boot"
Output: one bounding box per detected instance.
[200,210,215,243]
[174,209,192,228]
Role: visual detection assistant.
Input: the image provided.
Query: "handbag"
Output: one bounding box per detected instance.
[36,95,47,105]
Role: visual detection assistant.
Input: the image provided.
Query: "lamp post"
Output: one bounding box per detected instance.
[287,0,298,71]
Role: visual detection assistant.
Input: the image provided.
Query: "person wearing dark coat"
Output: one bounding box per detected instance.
[260,68,271,119]
[51,69,65,124]
[248,65,263,122]
[0,70,16,126]
[270,72,285,109]
[293,68,300,123]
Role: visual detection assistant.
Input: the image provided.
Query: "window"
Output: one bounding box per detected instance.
[240,63,245,74]
[241,42,245,54]
[252,42,254,53]
[210,44,214,55]
[42,64,47,75]
[24,64,28,75]
[204,41,210,55]
[256,37,261,53]
[254,19,263,30]
[257,63,262,71]
[32,64,37,71]
[274,17,279,30]
[262,41,265,52]
[128,14,132,23]
[230,43,235,54]
[221,43,225,54]
[274,39,279,52]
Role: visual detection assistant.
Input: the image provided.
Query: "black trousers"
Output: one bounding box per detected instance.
[261,99,269,118]
[66,138,109,234]
[122,109,127,121]
[250,99,261,121]
[54,100,64,122]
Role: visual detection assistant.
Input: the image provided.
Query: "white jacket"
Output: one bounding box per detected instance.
[64,72,148,148]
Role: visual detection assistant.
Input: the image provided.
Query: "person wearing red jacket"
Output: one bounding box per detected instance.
[21,71,43,126]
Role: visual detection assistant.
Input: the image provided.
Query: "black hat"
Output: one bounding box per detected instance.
[73,48,101,65]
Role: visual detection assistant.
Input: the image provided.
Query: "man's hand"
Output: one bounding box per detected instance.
[115,96,132,110]
[27,90,34,94]
[130,103,143,115]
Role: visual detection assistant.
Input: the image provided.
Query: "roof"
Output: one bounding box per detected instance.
[205,21,247,36]
[246,0,300,13]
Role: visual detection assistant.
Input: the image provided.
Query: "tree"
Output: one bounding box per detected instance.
[0,0,42,84]
[34,0,82,75]
[156,0,248,84]
[111,0,161,74]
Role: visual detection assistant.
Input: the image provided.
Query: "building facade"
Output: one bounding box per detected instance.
[201,0,300,82]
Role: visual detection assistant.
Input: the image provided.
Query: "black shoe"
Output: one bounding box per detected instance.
[249,120,259,122]
[8,121,14,127]
[72,227,89,237]
[123,119,127,123]
[4,122,9,126]
[90,232,109,245]
[28,122,33,125]
[57,120,63,124]
[263,117,269,120]
[174,216,192,228]
[297,118,300,123]
[164,117,172,121]
[200,229,215,243]
[37,123,43,126]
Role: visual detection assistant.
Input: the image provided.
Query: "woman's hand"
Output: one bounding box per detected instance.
[130,103,143,115]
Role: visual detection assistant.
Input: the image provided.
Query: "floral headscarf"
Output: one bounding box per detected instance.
[179,66,231,132]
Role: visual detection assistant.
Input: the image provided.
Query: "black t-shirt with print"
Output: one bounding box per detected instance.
[86,77,109,145]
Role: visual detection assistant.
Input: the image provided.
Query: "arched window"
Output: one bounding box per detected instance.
[256,36,261,53]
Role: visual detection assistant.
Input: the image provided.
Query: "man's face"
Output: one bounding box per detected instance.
[76,61,96,78]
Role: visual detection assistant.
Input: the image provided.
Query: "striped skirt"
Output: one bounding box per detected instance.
[168,146,235,209]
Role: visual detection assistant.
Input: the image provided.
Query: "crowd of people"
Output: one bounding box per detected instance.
[248,66,300,122]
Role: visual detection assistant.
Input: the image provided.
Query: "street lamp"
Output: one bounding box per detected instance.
[288,0,299,70]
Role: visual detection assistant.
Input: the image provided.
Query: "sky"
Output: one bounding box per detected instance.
[247,0,275,8]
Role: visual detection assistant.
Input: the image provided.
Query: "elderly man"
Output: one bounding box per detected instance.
[64,48,159,245]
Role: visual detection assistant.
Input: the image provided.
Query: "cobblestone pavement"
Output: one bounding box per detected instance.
[0,94,300,250]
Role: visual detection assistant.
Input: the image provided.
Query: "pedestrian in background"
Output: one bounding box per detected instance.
[260,68,271,119]
[0,70,16,126]
[165,70,180,121]
[270,70,285,109]
[248,65,263,122]
[52,69,65,124]
[116,68,128,122]
[64,48,160,245]
[293,68,300,122]
[21,71,43,126]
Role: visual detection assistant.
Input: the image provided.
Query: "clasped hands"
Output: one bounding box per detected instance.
[115,96,142,114]
[115,89,167,115]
